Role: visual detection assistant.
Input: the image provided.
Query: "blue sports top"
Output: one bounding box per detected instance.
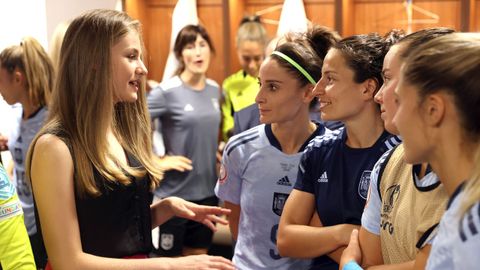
[294,128,400,269]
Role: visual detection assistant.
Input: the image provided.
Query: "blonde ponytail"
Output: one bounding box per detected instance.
[21,37,55,106]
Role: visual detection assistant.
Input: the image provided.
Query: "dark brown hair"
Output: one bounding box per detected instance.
[271,26,340,87]
[334,32,401,90]
[173,24,215,75]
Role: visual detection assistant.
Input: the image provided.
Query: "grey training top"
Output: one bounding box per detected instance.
[147,76,221,201]
[8,106,47,235]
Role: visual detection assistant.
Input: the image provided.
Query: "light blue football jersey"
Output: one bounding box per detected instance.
[426,184,480,270]
[216,123,326,270]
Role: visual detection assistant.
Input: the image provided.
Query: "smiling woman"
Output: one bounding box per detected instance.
[215,25,339,270]
[277,32,402,270]
[26,9,233,270]
[111,31,147,103]
[337,28,453,270]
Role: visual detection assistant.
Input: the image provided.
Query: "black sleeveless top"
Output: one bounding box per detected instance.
[75,151,153,257]
[34,132,153,258]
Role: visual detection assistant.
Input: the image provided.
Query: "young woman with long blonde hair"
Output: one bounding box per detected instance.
[27,9,233,270]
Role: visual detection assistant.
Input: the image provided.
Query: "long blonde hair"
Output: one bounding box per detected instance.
[49,21,70,72]
[0,37,54,107]
[27,9,163,197]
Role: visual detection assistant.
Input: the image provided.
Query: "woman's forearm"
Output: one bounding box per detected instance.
[277,224,352,258]
[150,198,175,228]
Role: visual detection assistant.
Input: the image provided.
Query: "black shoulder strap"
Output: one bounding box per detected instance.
[416,223,439,249]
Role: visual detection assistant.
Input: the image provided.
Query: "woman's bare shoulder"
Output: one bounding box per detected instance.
[33,133,72,160]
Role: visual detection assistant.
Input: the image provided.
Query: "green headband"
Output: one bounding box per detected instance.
[271,51,316,85]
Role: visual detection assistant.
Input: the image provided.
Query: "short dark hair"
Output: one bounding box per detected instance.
[173,24,215,75]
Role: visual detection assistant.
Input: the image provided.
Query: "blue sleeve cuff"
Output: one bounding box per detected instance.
[343,260,363,270]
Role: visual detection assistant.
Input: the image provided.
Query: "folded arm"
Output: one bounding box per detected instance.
[277,189,358,258]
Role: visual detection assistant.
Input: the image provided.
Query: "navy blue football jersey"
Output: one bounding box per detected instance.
[294,128,400,269]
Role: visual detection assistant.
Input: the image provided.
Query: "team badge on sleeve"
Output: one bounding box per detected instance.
[358,170,371,199]
[218,163,227,184]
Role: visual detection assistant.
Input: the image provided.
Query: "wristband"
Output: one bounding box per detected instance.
[343,260,363,270]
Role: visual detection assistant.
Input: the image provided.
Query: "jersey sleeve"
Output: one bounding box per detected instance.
[453,202,480,269]
[221,84,234,141]
[361,150,390,235]
[293,146,316,194]
[233,107,242,136]
[0,213,36,270]
[233,105,260,136]
[0,164,36,270]
[147,86,168,119]
[214,139,244,205]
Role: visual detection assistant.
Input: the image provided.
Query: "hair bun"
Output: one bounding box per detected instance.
[240,15,261,26]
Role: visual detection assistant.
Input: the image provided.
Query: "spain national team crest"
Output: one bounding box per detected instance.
[160,233,174,250]
[218,163,227,184]
[358,170,371,199]
[272,192,289,216]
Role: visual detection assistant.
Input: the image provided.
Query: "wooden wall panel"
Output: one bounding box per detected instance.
[306,0,336,29]
[124,0,150,67]
[144,3,172,82]
[126,0,471,85]
[354,0,461,35]
[228,0,245,76]
[236,0,334,73]
[197,0,226,85]
[244,0,335,39]
[476,0,480,31]
[341,0,355,36]
[245,1,283,39]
